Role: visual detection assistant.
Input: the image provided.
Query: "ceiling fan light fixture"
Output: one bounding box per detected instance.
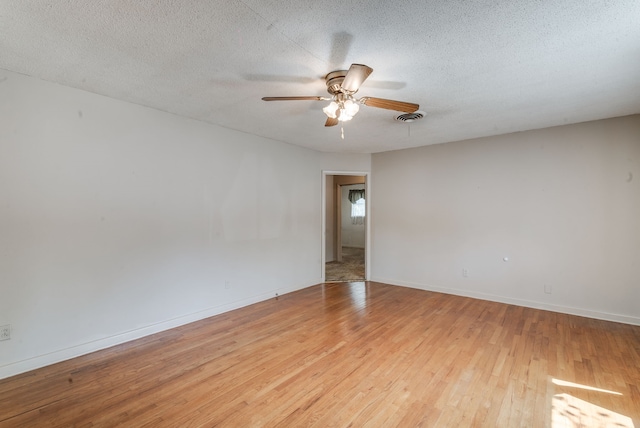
[338,112,353,122]
[343,99,359,117]
[323,101,339,119]
[324,97,359,122]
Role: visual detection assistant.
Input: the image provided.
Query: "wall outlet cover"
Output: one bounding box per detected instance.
[0,325,10,341]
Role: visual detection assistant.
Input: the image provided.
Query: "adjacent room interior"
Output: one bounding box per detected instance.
[1,1,639,426]
[324,174,367,282]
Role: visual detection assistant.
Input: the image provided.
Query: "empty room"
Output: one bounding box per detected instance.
[1,1,639,426]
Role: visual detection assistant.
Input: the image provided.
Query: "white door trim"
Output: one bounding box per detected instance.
[321,170,370,282]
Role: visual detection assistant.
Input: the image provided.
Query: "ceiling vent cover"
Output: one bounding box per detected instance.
[395,111,425,122]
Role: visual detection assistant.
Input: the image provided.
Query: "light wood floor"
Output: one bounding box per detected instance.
[1,282,639,427]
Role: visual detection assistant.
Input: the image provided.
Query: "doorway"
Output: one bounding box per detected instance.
[323,172,368,282]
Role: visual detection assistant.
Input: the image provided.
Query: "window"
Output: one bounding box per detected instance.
[351,197,365,218]
[348,189,365,224]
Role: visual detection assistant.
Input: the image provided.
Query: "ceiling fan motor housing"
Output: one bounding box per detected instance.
[325,70,349,95]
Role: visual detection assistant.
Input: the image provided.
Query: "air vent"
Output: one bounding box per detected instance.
[395,111,425,122]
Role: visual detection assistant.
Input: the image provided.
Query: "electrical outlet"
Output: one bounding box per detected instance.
[462,268,468,278]
[0,325,10,341]
[224,281,231,289]
[544,284,552,294]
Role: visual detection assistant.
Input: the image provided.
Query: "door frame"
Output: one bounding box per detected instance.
[321,170,370,282]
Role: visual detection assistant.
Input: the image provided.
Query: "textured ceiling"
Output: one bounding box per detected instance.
[2,0,639,153]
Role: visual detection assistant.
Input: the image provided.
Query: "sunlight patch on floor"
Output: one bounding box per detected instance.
[552,393,634,427]
[550,378,633,428]
[552,378,623,396]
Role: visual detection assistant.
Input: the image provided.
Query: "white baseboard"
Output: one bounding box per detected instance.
[370,276,640,326]
[0,279,319,380]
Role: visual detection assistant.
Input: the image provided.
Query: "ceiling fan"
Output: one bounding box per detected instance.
[262,64,419,127]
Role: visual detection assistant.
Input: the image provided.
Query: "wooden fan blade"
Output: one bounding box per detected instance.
[361,97,419,112]
[262,96,326,101]
[325,116,339,127]
[341,64,373,93]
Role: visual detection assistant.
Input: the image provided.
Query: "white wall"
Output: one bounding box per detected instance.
[341,184,366,248]
[0,70,370,378]
[371,115,640,325]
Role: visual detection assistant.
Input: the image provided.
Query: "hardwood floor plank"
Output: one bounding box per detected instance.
[1,282,639,427]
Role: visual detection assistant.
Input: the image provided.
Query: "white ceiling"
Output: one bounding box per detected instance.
[2,1,639,153]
